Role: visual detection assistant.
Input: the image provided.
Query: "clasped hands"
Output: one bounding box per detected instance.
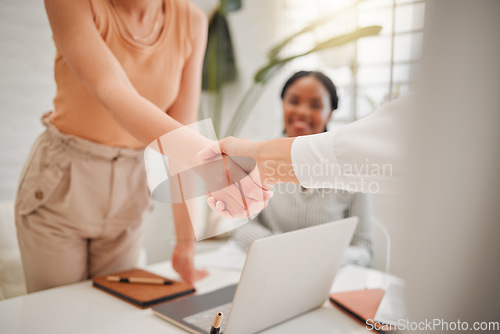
[197,137,274,220]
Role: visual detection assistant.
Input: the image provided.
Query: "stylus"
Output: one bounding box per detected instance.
[210,312,223,334]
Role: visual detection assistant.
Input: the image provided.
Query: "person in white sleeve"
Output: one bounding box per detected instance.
[230,71,373,266]
[199,96,409,218]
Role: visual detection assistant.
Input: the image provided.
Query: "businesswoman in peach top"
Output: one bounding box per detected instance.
[13,0,261,292]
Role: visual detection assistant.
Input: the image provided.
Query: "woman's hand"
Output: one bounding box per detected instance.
[171,242,209,285]
[198,137,269,187]
[199,136,298,219]
[194,152,273,220]
[198,137,272,219]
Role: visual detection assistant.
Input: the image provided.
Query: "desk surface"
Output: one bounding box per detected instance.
[0,247,400,334]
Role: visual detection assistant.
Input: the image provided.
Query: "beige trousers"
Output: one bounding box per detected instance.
[15,113,152,293]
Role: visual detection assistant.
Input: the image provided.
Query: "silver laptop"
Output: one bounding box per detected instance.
[152,217,358,334]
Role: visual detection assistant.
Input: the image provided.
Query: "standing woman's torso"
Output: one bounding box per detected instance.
[50,0,193,149]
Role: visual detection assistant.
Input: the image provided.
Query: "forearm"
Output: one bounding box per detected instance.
[290,99,406,192]
[170,154,199,242]
[100,84,211,168]
[172,202,196,244]
[98,85,177,141]
[256,138,299,187]
[171,198,209,284]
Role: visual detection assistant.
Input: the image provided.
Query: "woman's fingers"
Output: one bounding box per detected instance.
[207,189,243,219]
[199,137,270,199]
[199,137,272,219]
[197,141,222,160]
[237,174,263,200]
[209,192,250,220]
[215,200,225,212]
[193,269,209,282]
[216,203,234,219]
[212,190,246,218]
[207,188,267,220]
[207,196,216,211]
[237,173,273,201]
[224,156,268,201]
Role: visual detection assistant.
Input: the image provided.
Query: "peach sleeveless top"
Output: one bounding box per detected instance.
[50,0,192,149]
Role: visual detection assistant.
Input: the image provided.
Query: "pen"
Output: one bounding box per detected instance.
[209,312,223,334]
[106,276,173,285]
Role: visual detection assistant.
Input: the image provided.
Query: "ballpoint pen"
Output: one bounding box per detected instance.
[106,276,172,285]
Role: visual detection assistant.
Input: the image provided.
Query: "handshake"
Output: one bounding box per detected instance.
[197,137,274,220]
[145,124,297,223]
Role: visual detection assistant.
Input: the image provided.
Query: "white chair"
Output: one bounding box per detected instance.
[0,201,27,300]
[370,221,391,273]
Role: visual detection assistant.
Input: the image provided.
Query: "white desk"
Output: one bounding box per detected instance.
[0,250,400,334]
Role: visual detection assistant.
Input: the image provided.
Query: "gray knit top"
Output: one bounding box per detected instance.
[232,184,373,267]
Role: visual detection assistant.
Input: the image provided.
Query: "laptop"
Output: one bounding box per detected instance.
[152,217,358,334]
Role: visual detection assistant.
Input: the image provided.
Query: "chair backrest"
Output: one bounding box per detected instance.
[370,220,391,272]
[0,201,27,299]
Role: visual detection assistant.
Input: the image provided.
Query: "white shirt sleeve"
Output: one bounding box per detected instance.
[291,97,409,193]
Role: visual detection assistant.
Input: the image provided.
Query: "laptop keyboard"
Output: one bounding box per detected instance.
[183,302,232,332]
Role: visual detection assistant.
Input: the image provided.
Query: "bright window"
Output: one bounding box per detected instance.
[278,0,425,127]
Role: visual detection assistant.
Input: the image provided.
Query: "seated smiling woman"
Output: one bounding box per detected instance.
[15,0,269,293]
[231,71,373,267]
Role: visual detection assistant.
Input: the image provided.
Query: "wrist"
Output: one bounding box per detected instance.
[157,126,214,173]
[256,138,296,187]
[254,142,273,189]
[176,240,196,250]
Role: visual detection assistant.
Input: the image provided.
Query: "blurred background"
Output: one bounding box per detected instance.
[2,0,500,325]
[0,0,424,267]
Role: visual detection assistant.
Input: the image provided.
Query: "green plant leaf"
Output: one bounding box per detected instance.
[202,13,238,92]
[255,25,382,83]
[310,25,382,52]
[225,0,242,12]
[267,0,366,61]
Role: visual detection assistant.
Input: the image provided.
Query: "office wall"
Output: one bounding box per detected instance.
[400,0,500,323]
[0,0,54,201]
